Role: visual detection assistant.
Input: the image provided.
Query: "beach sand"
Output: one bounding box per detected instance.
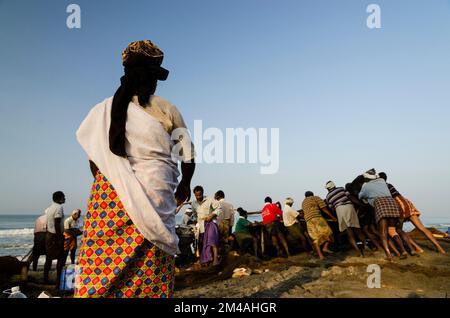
[175,235,450,298]
[2,232,449,298]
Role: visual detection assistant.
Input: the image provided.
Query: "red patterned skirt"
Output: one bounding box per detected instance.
[74,172,175,298]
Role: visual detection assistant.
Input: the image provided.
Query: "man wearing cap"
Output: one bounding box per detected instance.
[63,209,83,265]
[282,198,310,252]
[182,208,195,226]
[325,181,365,257]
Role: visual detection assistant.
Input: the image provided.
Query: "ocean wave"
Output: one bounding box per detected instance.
[0,228,34,237]
[0,243,33,250]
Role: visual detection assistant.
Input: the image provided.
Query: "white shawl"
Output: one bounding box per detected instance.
[76,97,180,255]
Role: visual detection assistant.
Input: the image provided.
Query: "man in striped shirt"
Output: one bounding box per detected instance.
[325,181,364,257]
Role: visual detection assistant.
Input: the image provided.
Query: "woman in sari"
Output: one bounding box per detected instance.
[75,40,195,298]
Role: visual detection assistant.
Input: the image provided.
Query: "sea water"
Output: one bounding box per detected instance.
[0,213,447,259]
[0,215,82,263]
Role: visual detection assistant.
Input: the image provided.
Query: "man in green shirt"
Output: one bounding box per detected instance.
[233,208,259,257]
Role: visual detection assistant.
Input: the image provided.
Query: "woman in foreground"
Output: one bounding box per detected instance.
[75,40,195,298]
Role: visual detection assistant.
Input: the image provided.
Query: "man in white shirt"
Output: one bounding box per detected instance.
[191,186,216,235]
[283,197,310,252]
[211,190,235,243]
[191,186,219,265]
[31,214,47,271]
[63,209,82,265]
[43,191,66,287]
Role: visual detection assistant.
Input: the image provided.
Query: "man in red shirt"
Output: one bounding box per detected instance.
[262,197,290,257]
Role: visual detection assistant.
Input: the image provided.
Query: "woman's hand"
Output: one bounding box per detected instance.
[175,179,191,207]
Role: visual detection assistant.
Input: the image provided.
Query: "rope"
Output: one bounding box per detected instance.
[21,247,33,263]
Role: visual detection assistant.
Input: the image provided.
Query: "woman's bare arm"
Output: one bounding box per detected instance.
[175,159,195,206]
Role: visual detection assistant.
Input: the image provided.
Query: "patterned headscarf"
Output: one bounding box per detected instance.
[109,40,169,157]
[122,40,164,66]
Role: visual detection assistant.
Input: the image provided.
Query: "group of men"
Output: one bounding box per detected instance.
[184,169,446,263]
[32,191,82,286]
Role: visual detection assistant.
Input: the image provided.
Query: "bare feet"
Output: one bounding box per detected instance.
[212,260,221,266]
[410,250,420,257]
[323,248,334,254]
[384,252,393,261]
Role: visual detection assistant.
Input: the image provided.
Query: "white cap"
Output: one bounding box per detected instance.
[285,197,294,205]
[325,181,335,190]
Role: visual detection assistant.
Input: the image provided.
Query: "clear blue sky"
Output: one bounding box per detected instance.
[1,0,449,223]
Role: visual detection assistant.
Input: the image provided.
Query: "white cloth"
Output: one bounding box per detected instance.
[363,172,379,180]
[191,196,216,233]
[325,181,335,190]
[64,217,80,230]
[335,204,360,232]
[45,203,64,234]
[283,204,299,227]
[213,199,235,224]
[132,95,195,161]
[34,214,47,233]
[76,96,181,255]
